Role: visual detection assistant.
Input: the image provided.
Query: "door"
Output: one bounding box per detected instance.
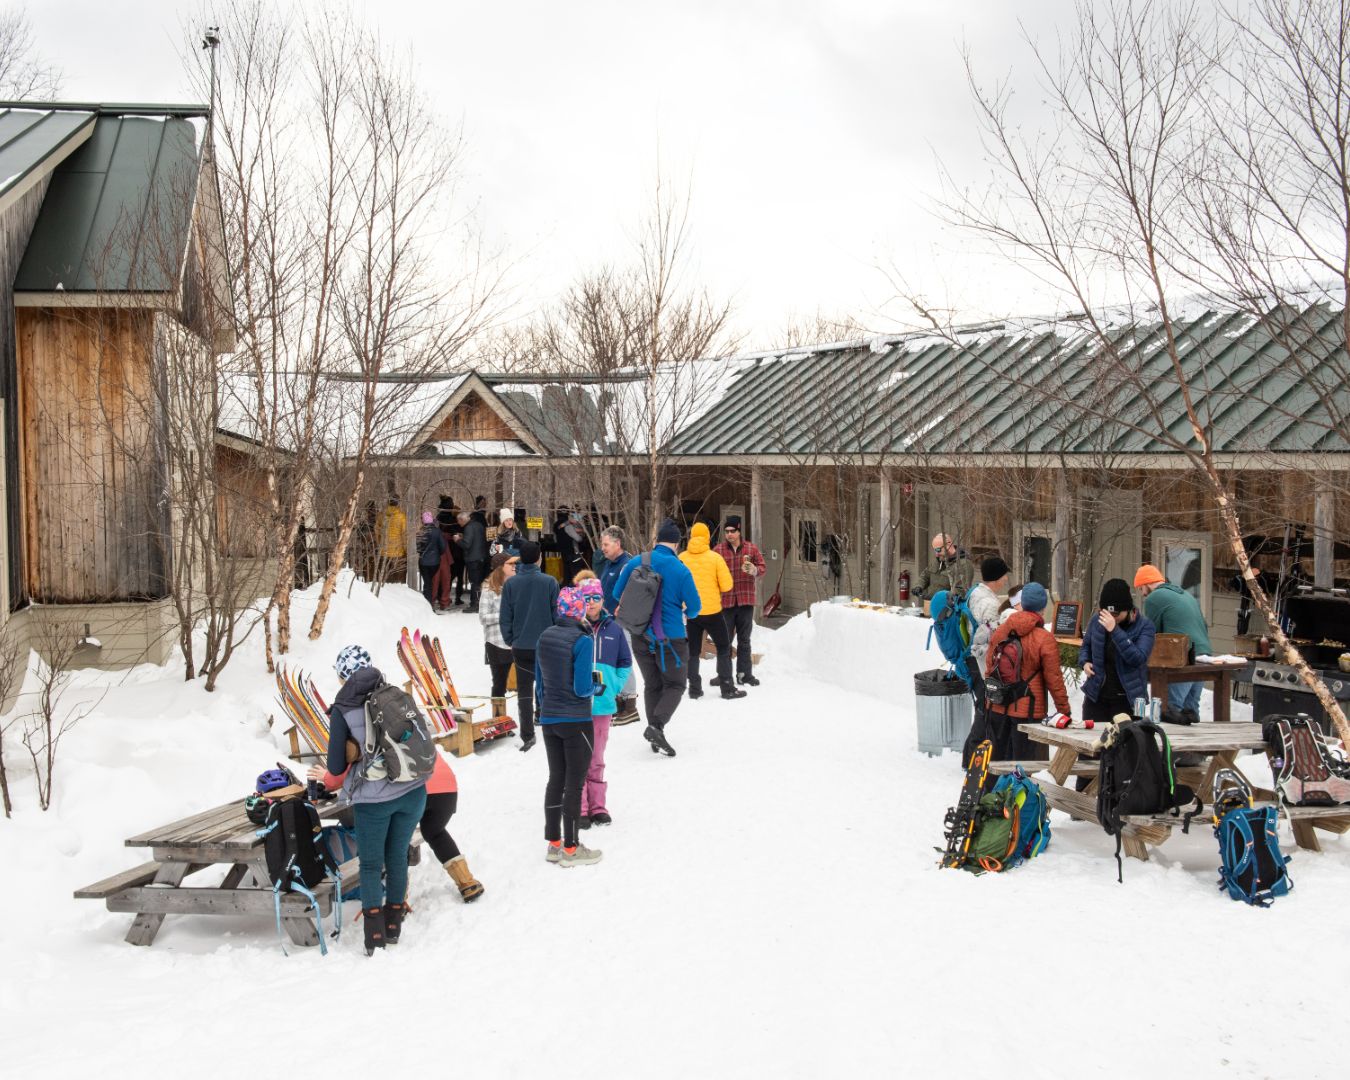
[1078,490,1143,610]
[1013,519,1055,589]
[1152,529,1213,619]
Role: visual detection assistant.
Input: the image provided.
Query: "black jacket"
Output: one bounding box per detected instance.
[459,517,488,563]
[417,523,447,568]
[500,564,559,650]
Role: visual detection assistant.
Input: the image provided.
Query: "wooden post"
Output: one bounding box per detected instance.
[750,465,764,607]
[879,472,894,604]
[1314,480,1334,589]
[1053,470,1071,601]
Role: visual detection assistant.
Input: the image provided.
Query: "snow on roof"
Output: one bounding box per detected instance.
[425,439,533,458]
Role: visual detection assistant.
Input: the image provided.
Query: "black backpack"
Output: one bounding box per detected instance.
[1096,720,1201,881]
[616,552,663,636]
[983,629,1030,707]
[363,683,437,783]
[258,796,341,954]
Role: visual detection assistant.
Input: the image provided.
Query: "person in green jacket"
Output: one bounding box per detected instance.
[1135,564,1213,716]
[914,533,974,601]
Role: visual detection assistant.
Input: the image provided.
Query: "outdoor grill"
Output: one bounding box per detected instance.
[1249,589,1350,731]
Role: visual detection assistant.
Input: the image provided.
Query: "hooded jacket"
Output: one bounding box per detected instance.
[459,515,488,564]
[983,610,1072,720]
[593,548,631,615]
[916,550,974,598]
[1080,610,1155,705]
[1141,583,1212,656]
[613,545,702,639]
[590,613,633,715]
[679,523,734,617]
[500,563,559,650]
[325,666,429,805]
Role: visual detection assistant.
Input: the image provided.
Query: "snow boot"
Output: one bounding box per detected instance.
[557,842,603,867]
[383,902,406,945]
[519,734,537,753]
[363,906,386,955]
[579,815,593,830]
[738,673,760,687]
[720,686,747,700]
[688,681,703,700]
[591,811,612,826]
[710,676,722,687]
[445,855,484,902]
[613,696,640,725]
[644,725,676,757]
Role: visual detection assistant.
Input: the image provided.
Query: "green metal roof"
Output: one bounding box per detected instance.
[14,110,204,293]
[0,107,95,211]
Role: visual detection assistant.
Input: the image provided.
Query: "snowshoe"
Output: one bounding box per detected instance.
[940,740,993,869]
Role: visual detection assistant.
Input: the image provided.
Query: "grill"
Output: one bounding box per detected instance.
[1249,588,1350,730]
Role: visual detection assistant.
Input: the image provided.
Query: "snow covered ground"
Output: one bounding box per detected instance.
[2,577,1344,1079]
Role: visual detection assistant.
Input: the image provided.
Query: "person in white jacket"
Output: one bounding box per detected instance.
[968,556,1010,675]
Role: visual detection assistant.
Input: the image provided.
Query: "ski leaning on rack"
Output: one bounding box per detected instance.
[940,739,993,869]
[276,665,330,752]
[398,627,458,734]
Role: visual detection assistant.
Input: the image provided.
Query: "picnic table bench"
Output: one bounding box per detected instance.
[1015,720,1308,861]
[75,798,421,947]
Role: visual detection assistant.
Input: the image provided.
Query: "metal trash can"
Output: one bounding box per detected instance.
[914,669,973,756]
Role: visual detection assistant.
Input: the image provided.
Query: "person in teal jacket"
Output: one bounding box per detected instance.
[577,578,631,828]
[1135,564,1213,715]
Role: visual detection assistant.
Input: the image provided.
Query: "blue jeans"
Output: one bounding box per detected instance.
[354,785,428,909]
[1167,680,1203,715]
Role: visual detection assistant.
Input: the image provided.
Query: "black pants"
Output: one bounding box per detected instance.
[486,641,514,697]
[512,647,537,742]
[687,613,733,692]
[543,720,595,847]
[964,705,1049,769]
[451,559,466,602]
[1083,694,1132,726]
[419,565,438,605]
[420,791,461,864]
[631,635,689,730]
[466,559,487,608]
[722,604,756,678]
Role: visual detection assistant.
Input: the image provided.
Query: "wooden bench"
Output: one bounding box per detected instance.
[73,860,166,900]
[1123,803,1350,853]
[988,760,1098,778]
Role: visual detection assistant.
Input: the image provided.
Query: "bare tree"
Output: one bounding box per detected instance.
[21,615,102,812]
[0,626,23,817]
[0,7,60,99]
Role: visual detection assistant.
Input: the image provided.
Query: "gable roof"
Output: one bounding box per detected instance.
[0,106,95,217]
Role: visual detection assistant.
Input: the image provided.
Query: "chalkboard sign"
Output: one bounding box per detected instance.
[1053,601,1082,638]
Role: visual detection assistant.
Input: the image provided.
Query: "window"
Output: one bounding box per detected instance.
[796,514,819,563]
[1014,520,1054,589]
[1152,530,1213,618]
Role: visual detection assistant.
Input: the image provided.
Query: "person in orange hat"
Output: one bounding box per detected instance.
[1134,563,1213,717]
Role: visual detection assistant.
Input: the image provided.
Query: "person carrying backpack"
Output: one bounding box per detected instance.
[981,582,1069,762]
[1080,578,1155,726]
[679,522,745,701]
[536,586,602,866]
[416,512,448,608]
[612,519,703,758]
[322,645,429,955]
[501,540,560,752]
[578,577,631,828]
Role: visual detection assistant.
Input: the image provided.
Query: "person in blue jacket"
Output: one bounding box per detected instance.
[1080,578,1156,726]
[592,525,639,723]
[535,586,602,867]
[500,540,559,752]
[612,519,701,758]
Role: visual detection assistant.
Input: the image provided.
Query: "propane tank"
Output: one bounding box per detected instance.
[899,569,911,604]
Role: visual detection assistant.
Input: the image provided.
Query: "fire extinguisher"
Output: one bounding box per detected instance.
[899,570,911,604]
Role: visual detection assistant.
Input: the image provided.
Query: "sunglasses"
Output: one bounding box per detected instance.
[725,527,740,532]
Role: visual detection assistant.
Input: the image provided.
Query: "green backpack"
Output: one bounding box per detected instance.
[964,768,1051,873]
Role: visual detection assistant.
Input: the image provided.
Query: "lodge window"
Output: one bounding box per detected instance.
[796,515,819,563]
[1152,529,1213,619]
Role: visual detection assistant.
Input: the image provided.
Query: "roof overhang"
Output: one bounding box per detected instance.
[0,109,95,218]
[401,372,547,456]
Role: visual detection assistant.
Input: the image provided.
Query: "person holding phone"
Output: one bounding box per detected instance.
[1080,578,1156,726]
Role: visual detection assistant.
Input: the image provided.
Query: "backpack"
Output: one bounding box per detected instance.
[616,552,664,637]
[926,588,976,686]
[319,823,361,902]
[362,683,437,783]
[257,795,341,954]
[1096,720,1201,881]
[1262,714,1350,807]
[1211,769,1292,906]
[964,767,1051,873]
[984,629,1031,707]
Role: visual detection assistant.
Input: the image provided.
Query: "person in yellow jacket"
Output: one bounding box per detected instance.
[375,497,408,582]
[679,522,747,700]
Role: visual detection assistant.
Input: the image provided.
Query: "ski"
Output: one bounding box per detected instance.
[431,635,464,709]
[399,627,457,734]
[940,739,993,869]
[276,665,329,753]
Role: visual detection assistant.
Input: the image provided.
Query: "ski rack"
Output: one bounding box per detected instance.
[399,627,517,757]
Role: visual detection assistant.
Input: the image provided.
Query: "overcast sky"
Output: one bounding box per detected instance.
[29,0,1076,347]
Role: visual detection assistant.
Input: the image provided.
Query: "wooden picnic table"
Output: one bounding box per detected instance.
[74,798,420,948]
[1147,661,1247,723]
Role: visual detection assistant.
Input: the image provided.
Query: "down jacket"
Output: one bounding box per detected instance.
[1079,611,1155,706]
[679,523,734,617]
[983,609,1072,721]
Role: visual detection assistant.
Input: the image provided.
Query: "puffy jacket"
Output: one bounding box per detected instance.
[459,516,488,563]
[417,523,447,568]
[1142,583,1212,656]
[916,552,974,599]
[679,523,733,617]
[534,617,595,723]
[1080,610,1155,705]
[500,564,559,649]
[984,610,1072,720]
[613,545,702,639]
[376,506,407,559]
[591,614,633,715]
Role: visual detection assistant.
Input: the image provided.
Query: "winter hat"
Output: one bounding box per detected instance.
[981,555,1010,582]
[1020,582,1049,613]
[519,540,541,565]
[576,578,604,603]
[421,511,434,524]
[499,508,514,524]
[490,551,513,572]
[334,644,373,681]
[724,515,742,530]
[1099,578,1135,612]
[656,519,681,544]
[557,586,586,620]
[1134,564,1166,589]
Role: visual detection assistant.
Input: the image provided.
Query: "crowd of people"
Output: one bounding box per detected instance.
[328,513,768,953]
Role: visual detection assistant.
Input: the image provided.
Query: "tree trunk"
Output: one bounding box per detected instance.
[309,465,366,640]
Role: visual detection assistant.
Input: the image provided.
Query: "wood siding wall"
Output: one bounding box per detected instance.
[16,307,165,602]
[429,392,518,442]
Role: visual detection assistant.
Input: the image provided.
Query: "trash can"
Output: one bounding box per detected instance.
[914,669,973,756]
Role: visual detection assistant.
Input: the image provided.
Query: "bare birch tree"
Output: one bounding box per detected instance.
[0,6,60,99]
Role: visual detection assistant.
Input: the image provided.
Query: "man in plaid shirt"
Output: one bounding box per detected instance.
[713,516,767,687]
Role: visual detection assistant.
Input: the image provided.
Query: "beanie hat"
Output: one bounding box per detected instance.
[724,515,742,530]
[1134,564,1165,588]
[334,644,373,681]
[519,540,541,565]
[421,511,434,524]
[1099,578,1134,612]
[1020,582,1049,613]
[656,519,681,544]
[557,586,586,620]
[981,555,1010,582]
[499,508,514,524]
[1008,587,1023,609]
[576,578,604,603]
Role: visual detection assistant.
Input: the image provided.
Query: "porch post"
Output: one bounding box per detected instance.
[1053,469,1071,600]
[750,463,763,554]
[879,470,894,603]
[1314,480,1334,588]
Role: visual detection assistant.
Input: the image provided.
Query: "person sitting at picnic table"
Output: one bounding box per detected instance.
[1080,578,1155,727]
[310,645,428,955]
[980,582,1070,762]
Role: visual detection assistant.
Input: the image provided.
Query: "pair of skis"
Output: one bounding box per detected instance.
[940,739,992,869]
[398,627,461,735]
[276,665,331,753]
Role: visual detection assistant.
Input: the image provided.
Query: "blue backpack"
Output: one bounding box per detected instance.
[964,766,1051,872]
[1212,770,1292,907]
[927,588,976,686]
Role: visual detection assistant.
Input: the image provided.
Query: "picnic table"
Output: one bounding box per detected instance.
[74,798,420,947]
[1148,661,1246,722]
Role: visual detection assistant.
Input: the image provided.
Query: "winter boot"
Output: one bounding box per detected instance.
[557,842,603,867]
[519,734,537,753]
[363,906,386,955]
[445,855,485,902]
[591,811,612,826]
[644,725,676,757]
[710,676,723,687]
[688,680,704,700]
[613,696,640,725]
[720,686,747,700]
[383,902,406,945]
[579,815,593,830]
[738,673,760,687]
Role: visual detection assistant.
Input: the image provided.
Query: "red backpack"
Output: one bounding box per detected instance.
[984,630,1031,707]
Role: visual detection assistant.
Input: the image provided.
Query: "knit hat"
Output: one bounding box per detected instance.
[1020,582,1049,613]
[576,578,604,603]
[499,508,514,524]
[1099,577,1134,612]
[421,511,434,524]
[1134,564,1165,588]
[557,586,586,620]
[334,644,372,680]
[519,540,541,565]
[981,555,1010,582]
[656,519,681,544]
[724,515,742,530]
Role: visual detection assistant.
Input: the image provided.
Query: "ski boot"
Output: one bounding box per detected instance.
[363,906,386,955]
